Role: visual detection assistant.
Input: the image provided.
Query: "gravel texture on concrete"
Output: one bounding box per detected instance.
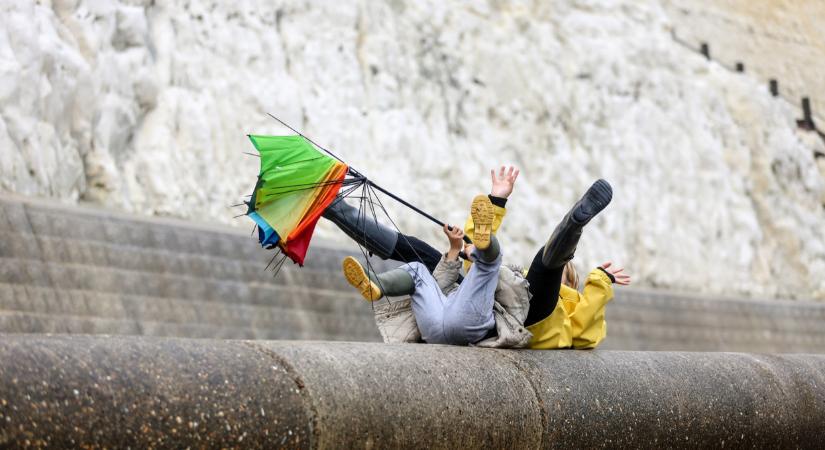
[1,335,824,448]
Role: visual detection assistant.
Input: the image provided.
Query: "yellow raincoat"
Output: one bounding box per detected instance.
[463,205,612,349]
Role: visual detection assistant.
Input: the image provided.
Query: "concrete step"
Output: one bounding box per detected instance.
[0,310,379,341]
[0,280,375,325]
[0,257,363,310]
[2,194,824,352]
[609,297,825,333]
[603,320,825,353]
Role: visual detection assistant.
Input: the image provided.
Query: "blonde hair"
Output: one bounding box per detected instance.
[561,261,579,289]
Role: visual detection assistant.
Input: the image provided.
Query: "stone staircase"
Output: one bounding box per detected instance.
[0,194,381,341]
[2,194,824,353]
[605,288,825,352]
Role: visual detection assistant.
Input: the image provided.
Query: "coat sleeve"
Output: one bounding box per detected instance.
[433,256,462,292]
[571,268,614,349]
[463,204,506,273]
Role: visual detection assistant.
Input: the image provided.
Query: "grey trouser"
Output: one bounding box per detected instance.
[400,250,501,345]
[322,198,398,259]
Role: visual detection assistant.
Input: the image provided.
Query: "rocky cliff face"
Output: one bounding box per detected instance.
[2,0,824,299]
[664,0,825,127]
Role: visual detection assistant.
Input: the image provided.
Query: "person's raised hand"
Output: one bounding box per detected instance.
[490,165,520,199]
[600,261,631,285]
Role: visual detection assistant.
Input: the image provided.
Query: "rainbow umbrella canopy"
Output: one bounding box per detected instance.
[245,134,348,266]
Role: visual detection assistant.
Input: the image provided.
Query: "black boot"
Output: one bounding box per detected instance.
[322,198,399,259]
[542,179,612,269]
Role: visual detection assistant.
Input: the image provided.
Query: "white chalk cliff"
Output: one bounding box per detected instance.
[2,0,824,299]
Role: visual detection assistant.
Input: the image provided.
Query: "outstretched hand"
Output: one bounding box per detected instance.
[600,261,631,285]
[490,166,520,199]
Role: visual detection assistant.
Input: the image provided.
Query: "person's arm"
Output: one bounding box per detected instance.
[571,262,630,349]
[433,225,464,290]
[464,166,519,270]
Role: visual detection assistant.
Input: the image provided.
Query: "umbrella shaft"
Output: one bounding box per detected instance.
[367,180,473,245]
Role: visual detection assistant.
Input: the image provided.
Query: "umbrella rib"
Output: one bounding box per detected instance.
[264,114,456,236]
[263,250,280,272]
[266,113,347,165]
[366,183,428,284]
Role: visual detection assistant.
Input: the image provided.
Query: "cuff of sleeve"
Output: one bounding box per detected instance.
[440,255,463,269]
[488,195,507,208]
[597,267,616,283]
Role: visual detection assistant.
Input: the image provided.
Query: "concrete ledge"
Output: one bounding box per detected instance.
[1,336,824,448]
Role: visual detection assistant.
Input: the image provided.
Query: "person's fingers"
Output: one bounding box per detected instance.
[499,166,505,177]
[506,166,514,177]
[601,261,612,268]
[612,268,625,274]
[616,276,631,284]
[490,169,495,183]
[512,168,520,181]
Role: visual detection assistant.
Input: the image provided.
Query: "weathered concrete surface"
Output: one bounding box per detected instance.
[1,336,824,449]
[0,335,311,448]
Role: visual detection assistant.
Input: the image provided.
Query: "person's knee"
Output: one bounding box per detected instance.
[403,261,428,275]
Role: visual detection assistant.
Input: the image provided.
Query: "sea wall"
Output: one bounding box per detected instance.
[2,336,824,448]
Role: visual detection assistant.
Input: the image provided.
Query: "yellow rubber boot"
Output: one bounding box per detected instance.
[342,256,383,301]
[470,195,495,250]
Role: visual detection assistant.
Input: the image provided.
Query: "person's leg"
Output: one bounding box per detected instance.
[389,234,443,273]
[541,179,612,268]
[323,198,443,271]
[441,197,501,345]
[397,262,448,344]
[342,256,416,301]
[441,240,501,345]
[342,257,448,343]
[524,248,564,327]
[524,179,612,326]
[323,198,399,259]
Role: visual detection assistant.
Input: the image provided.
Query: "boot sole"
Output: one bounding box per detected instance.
[583,179,613,217]
[470,195,495,250]
[342,256,382,302]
